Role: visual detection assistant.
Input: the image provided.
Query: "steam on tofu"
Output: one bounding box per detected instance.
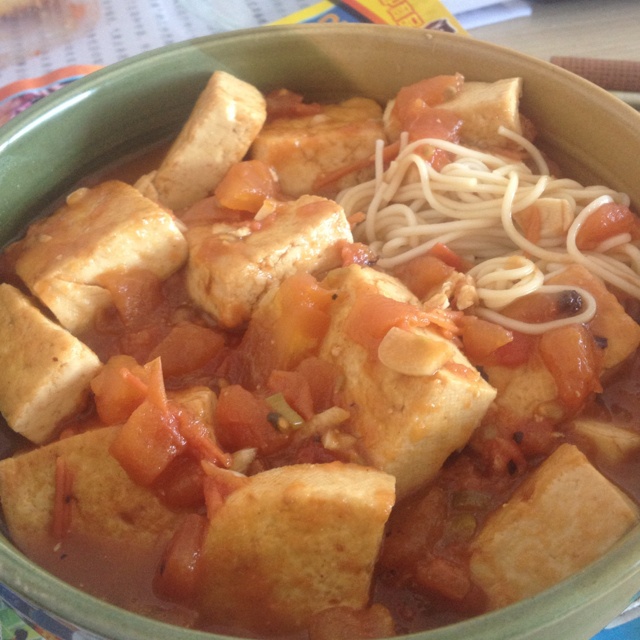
[196,462,395,635]
[137,70,267,211]
[186,194,353,329]
[319,265,496,499]
[250,96,385,197]
[0,284,102,444]
[0,426,184,554]
[470,443,640,609]
[14,180,188,334]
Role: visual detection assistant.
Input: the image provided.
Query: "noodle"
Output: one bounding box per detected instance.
[337,128,638,334]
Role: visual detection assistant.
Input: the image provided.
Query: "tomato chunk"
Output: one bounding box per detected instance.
[147,321,225,379]
[575,202,639,251]
[215,384,290,455]
[91,354,149,425]
[539,324,603,413]
[214,160,278,214]
[153,513,208,603]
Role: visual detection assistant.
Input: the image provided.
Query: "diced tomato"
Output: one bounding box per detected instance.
[295,357,341,413]
[340,241,378,267]
[488,331,537,367]
[575,202,639,251]
[214,384,290,455]
[180,195,255,228]
[110,387,186,487]
[344,293,433,356]
[230,272,335,388]
[264,88,324,121]
[516,204,542,245]
[392,74,464,123]
[98,268,164,329]
[428,242,473,272]
[459,316,513,364]
[153,513,208,603]
[405,107,462,146]
[90,354,149,425]
[174,405,232,467]
[147,322,225,379]
[153,455,206,510]
[214,160,278,214]
[392,75,464,144]
[392,254,455,300]
[267,369,314,420]
[539,324,603,413]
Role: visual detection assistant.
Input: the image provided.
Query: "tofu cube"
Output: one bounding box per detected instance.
[139,70,267,211]
[0,283,102,444]
[250,96,385,197]
[186,194,353,328]
[319,265,497,499]
[15,180,188,334]
[384,77,523,149]
[546,264,640,369]
[483,352,562,423]
[571,419,640,466]
[196,461,395,634]
[470,443,639,609]
[0,426,183,554]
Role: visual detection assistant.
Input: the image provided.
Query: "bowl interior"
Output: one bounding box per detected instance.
[1,23,640,640]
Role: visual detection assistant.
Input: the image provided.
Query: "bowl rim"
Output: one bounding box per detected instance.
[1,22,640,640]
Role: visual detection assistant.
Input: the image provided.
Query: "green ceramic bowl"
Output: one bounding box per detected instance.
[1,23,640,640]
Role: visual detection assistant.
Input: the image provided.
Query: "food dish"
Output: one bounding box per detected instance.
[1,23,640,640]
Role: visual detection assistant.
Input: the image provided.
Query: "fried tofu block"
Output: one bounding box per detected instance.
[384,78,523,148]
[439,78,523,147]
[546,264,640,369]
[186,194,353,328]
[14,180,188,334]
[0,284,102,444]
[196,462,395,634]
[250,96,385,197]
[319,265,496,499]
[483,265,640,424]
[0,426,183,554]
[484,352,561,423]
[470,443,639,609]
[140,71,267,211]
[571,419,640,466]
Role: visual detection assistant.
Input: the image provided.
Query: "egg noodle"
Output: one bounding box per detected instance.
[337,128,640,334]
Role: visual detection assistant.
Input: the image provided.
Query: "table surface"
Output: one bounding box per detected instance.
[468,0,640,61]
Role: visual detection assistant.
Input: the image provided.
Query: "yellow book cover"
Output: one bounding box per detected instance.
[272,0,465,33]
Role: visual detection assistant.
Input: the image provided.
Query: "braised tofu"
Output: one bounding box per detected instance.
[196,462,395,634]
[0,284,102,444]
[186,194,352,328]
[384,77,523,148]
[470,443,639,609]
[250,96,385,197]
[483,265,640,424]
[319,265,496,499]
[0,426,183,553]
[546,264,640,369]
[483,352,561,423]
[571,419,640,466]
[139,71,267,211]
[14,180,188,334]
